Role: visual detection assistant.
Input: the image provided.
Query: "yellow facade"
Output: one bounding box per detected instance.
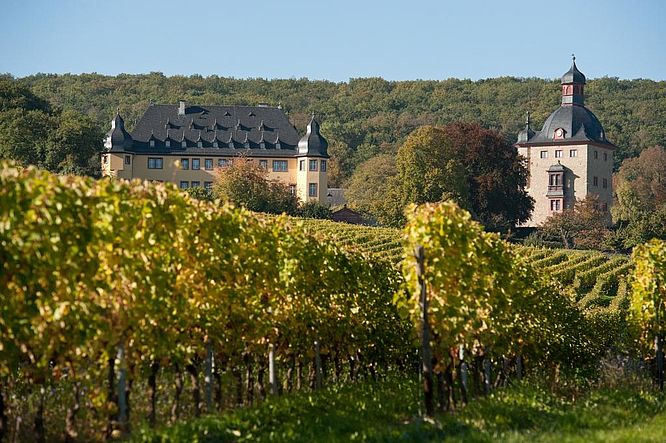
[102,152,328,203]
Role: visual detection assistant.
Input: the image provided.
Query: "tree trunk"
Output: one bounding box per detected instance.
[257,363,266,401]
[0,382,8,443]
[214,363,223,411]
[483,357,492,395]
[435,371,445,412]
[186,363,201,417]
[445,362,456,413]
[516,355,523,381]
[171,364,184,424]
[296,360,303,390]
[33,387,45,443]
[244,356,254,406]
[148,361,159,428]
[64,382,80,442]
[230,367,242,407]
[205,344,214,413]
[459,361,469,406]
[285,356,295,392]
[348,356,356,382]
[105,357,117,440]
[334,353,342,383]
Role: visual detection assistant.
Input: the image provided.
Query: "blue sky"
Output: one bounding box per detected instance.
[1,0,664,81]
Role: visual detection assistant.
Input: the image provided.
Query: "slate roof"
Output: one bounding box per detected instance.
[107,103,304,156]
[516,60,615,149]
[561,59,586,84]
[105,113,133,151]
[298,114,329,158]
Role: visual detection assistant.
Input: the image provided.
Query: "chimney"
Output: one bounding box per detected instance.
[178,100,186,116]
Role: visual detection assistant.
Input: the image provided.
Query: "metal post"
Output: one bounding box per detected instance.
[269,344,278,395]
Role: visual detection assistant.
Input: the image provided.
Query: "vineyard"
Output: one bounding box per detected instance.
[296,218,634,314]
[0,163,662,442]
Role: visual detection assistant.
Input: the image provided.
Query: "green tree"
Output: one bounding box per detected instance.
[395,123,532,231]
[346,154,405,226]
[46,109,105,176]
[212,158,299,215]
[613,146,666,248]
[539,195,612,250]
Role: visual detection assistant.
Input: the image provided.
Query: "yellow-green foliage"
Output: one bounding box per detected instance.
[398,202,593,368]
[630,239,666,350]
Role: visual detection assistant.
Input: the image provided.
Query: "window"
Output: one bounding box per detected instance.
[204,181,213,190]
[570,149,577,157]
[259,160,268,170]
[213,141,219,148]
[273,160,288,172]
[594,150,598,159]
[299,160,305,171]
[192,158,200,170]
[218,159,230,168]
[321,160,327,172]
[540,151,548,159]
[147,157,163,169]
[181,158,189,170]
[124,155,131,165]
[103,155,108,164]
[550,200,560,211]
[308,183,318,197]
[604,152,608,162]
[593,176,598,186]
[179,181,189,189]
[309,159,318,171]
[181,141,187,148]
[191,181,200,188]
[166,140,171,148]
[205,158,213,170]
[150,139,155,148]
[289,184,296,195]
[603,178,608,189]
[555,150,562,158]
[197,141,203,148]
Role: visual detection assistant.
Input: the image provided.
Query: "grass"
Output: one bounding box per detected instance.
[131,376,666,443]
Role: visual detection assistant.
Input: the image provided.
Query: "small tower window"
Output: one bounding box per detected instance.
[594,150,599,159]
[570,149,577,157]
[308,183,318,197]
[321,160,327,172]
[555,150,562,158]
[309,159,318,171]
[540,151,548,159]
[604,152,608,162]
[593,176,599,186]
[124,155,131,165]
[603,178,608,189]
[299,160,305,171]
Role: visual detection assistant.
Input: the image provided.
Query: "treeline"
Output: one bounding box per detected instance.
[11,72,666,184]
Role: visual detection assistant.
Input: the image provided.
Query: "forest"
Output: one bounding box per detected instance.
[10,72,666,185]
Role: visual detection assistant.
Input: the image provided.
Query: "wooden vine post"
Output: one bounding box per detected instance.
[117,344,128,436]
[205,342,214,412]
[314,341,323,390]
[415,245,434,417]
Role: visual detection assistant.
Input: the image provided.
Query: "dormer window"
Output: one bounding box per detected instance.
[553,128,565,140]
[197,141,203,148]
[260,142,266,149]
[213,141,219,148]
[181,141,187,148]
[150,140,155,147]
[166,140,171,148]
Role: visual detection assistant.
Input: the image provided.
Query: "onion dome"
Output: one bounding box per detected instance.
[105,110,133,151]
[562,55,586,85]
[298,113,329,157]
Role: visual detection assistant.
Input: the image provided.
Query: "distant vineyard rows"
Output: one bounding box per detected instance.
[296,218,633,314]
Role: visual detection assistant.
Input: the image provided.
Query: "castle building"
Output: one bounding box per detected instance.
[101,102,329,203]
[515,58,615,226]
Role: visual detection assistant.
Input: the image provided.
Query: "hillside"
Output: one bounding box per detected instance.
[14,74,666,184]
[296,218,633,313]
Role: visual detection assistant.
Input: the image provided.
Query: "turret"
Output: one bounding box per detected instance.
[298,114,329,157]
[561,54,586,106]
[104,110,133,150]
